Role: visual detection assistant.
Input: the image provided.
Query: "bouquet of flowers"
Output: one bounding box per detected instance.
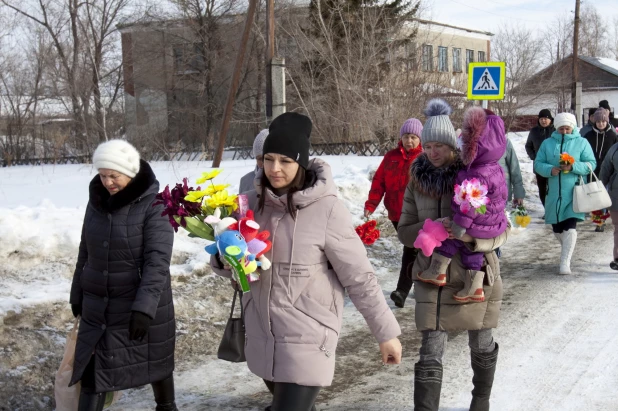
[559,152,575,173]
[355,219,380,246]
[511,205,531,228]
[154,169,268,292]
[591,209,610,227]
[454,178,490,215]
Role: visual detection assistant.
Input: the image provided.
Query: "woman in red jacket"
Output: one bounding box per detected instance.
[364,118,423,308]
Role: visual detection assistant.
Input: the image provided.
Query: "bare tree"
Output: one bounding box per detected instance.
[0,0,128,156]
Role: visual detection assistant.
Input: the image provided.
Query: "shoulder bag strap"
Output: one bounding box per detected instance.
[229,288,244,321]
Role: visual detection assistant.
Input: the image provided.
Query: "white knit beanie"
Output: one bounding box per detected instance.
[92,140,141,178]
[252,129,269,158]
[554,113,578,132]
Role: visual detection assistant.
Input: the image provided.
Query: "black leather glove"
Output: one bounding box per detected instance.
[129,311,152,341]
[71,303,82,318]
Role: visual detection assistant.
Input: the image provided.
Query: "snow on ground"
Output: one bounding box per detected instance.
[0,156,385,316]
[2,133,618,410]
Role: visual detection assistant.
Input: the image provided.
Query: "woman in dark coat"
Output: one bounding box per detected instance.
[69,140,176,411]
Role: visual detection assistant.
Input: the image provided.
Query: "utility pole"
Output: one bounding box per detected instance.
[212,0,259,167]
[265,0,275,121]
[571,0,581,113]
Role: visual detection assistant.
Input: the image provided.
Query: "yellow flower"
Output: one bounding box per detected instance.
[184,189,209,203]
[205,190,238,211]
[196,169,223,184]
[204,184,230,196]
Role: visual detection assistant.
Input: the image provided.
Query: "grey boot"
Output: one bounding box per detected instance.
[414,360,442,411]
[469,343,499,411]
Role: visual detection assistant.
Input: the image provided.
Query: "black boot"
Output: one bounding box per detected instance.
[414,360,442,411]
[390,289,407,308]
[78,389,105,411]
[470,343,499,411]
[152,375,178,411]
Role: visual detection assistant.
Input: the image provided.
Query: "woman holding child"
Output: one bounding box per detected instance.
[397,100,509,411]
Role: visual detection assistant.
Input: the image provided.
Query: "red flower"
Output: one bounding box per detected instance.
[355,219,380,246]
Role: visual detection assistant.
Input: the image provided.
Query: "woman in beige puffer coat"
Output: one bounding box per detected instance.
[212,112,402,411]
[397,100,509,411]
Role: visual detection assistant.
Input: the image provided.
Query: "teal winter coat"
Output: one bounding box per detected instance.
[534,130,596,224]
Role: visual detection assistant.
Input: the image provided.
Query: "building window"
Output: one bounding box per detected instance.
[453,48,462,72]
[478,51,486,62]
[466,49,475,68]
[173,43,205,74]
[438,47,448,72]
[405,42,418,70]
[422,45,433,71]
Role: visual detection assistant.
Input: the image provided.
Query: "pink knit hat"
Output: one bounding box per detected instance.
[400,118,423,137]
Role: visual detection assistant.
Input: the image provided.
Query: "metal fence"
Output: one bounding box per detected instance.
[1,141,389,167]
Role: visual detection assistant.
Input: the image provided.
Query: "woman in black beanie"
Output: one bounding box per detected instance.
[525,109,555,215]
[211,112,402,411]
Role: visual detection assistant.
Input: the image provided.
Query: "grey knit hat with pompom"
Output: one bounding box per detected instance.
[421,98,458,149]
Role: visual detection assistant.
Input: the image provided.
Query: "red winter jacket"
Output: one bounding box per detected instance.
[365,141,423,221]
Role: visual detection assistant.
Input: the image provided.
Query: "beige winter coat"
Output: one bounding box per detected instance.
[212,158,401,386]
[397,154,508,332]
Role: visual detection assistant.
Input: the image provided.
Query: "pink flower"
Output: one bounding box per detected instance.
[454,184,468,205]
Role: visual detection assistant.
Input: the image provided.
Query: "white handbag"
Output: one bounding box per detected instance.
[573,164,612,213]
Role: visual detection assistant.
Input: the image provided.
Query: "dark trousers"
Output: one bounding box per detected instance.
[392,221,417,295]
[535,173,548,207]
[552,218,578,233]
[436,239,484,271]
[264,380,320,411]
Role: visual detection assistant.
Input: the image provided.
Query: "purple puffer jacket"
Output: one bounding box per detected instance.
[452,108,508,239]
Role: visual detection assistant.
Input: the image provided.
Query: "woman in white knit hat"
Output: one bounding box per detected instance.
[69,140,177,410]
[534,113,596,274]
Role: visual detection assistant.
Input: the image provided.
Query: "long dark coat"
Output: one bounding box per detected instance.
[69,161,175,392]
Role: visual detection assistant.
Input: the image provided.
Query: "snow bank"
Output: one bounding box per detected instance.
[0,156,384,316]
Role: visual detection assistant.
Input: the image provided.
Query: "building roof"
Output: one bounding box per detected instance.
[579,56,618,78]
[411,18,493,37]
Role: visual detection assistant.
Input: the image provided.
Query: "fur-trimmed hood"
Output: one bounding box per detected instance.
[409,153,464,199]
[89,159,158,212]
[459,107,506,167]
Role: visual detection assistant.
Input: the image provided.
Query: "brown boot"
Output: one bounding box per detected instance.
[454,270,485,303]
[418,254,450,286]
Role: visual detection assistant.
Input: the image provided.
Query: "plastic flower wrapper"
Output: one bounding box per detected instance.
[559,152,575,173]
[511,205,531,228]
[454,178,490,215]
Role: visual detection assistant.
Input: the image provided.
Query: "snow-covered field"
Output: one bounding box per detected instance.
[1,132,618,410]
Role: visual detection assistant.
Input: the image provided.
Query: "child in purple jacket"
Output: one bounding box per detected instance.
[418,107,508,303]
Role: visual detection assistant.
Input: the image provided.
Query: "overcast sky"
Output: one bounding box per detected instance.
[424,0,618,34]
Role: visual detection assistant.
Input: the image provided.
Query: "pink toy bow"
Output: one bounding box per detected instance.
[413,219,449,257]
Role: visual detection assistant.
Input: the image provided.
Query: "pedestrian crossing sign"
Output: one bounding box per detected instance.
[467,62,506,100]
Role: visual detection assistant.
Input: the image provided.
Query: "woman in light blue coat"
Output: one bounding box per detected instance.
[534,113,596,275]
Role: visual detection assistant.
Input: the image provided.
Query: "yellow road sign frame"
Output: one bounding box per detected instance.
[467,62,506,100]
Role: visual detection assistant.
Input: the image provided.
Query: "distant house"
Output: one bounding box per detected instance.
[406,18,492,94]
[515,55,618,122]
[119,13,492,147]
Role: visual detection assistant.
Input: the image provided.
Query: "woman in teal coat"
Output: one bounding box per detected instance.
[534,112,596,275]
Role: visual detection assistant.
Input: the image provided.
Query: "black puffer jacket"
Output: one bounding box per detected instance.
[584,125,618,176]
[69,161,175,392]
[525,122,555,161]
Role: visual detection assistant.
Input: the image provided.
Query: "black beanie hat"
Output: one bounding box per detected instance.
[600,100,611,111]
[538,109,553,121]
[263,112,312,169]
